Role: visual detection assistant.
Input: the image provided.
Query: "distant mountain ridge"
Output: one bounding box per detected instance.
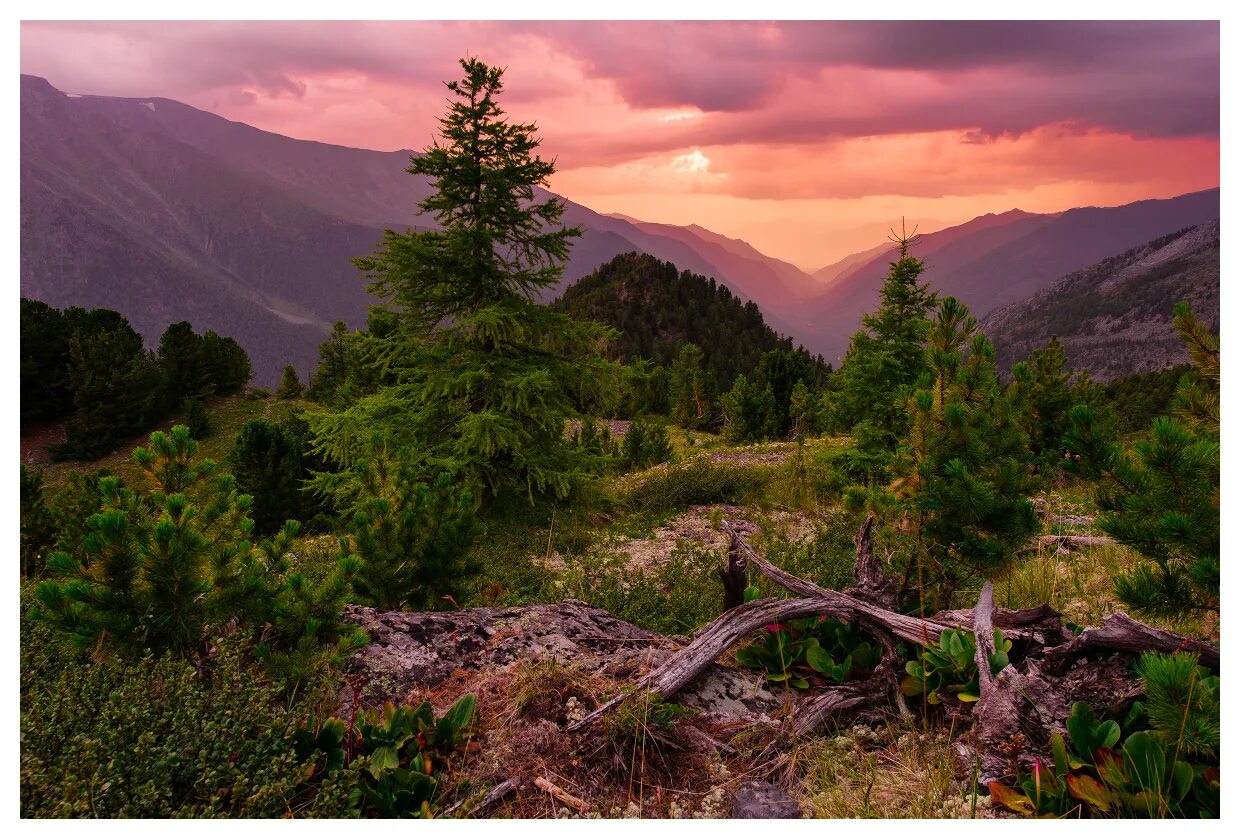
[792,189,1220,362]
[20,73,1220,385]
[980,220,1220,381]
[20,74,821,385]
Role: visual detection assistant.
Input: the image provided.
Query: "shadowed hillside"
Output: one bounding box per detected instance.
[981,220,1220,380]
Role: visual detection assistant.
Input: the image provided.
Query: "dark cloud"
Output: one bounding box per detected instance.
[536,20,1219,138]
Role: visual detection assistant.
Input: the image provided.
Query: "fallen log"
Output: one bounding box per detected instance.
[1044,611,1219,670]
[1033,534,1115,551]
[570,518,1219,788]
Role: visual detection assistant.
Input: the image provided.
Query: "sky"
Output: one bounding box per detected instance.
[19,20,1220,271]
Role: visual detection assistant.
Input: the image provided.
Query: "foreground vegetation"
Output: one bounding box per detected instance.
[19,56,1218,819]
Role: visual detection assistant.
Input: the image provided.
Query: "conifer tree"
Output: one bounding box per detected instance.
[788,380,824,438]
[20,298,72,423]
[55,320,163,459]
[721,373,778,444]
[276,365,304,400]
[33,426,362,666]
[20,465,56,578]
[1064,302,1219,618]
[620,358,670,417]
[180,396,211,440]
[829,231,936,447]
[198,331,253,394]
[668,343,713,430]
[338,440,477,611]
[1007,335,1104,470]
[229,418,310,535]
[306,321,355,405]
[157,321,209,405]
[309,58,614,503]
[621,418,674,469]
[889,296,1037,610]
[754,347,823,437]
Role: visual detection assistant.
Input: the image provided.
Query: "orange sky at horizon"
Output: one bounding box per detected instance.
[20,20,1220,271]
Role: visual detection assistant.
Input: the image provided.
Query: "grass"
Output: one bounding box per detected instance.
[792,720,987,818]
[25,391,317,490]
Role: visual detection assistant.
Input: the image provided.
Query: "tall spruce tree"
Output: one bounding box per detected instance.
[306,321,355,405]
[309,58,614,503]
[20,299,72,424]
[1064,302,1219,618]
[829,232,937,447]
[720,373,778,444]
[888,296,1037,611]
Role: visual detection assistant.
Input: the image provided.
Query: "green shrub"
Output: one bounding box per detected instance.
[571,419,621,466]
[32,426,363,678]
[735,614,880,689]
[20,626,329,818]
[622,418,674,470]
[20,464,55,577]
[339,442,477,611]
[1135,651,1219,759]
[295,694,478,818]
[900,628,1010,705]
[990,700,1218,819]
[181,395,211,439]
[618,456,772,517]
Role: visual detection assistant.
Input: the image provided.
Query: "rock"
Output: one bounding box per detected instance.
[340,600,780,721]
[730,781,802,819]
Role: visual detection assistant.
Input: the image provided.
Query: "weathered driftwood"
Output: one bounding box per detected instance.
[719,535,749,612]
[533,776,590,813]
[1044,611,1219,671]
[570,518,1219,787]
[1033,533,1115,551]
[444,778,518,818]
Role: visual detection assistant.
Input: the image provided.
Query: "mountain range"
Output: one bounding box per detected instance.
[789,190,1220,362]
[981,221,1220,381]
[20,74,1220,386]
[19,74,815,385]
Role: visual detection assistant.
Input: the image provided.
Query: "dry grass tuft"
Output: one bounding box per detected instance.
[788,720,1002,818]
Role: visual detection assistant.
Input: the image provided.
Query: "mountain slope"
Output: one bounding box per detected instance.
[812,243,892,286]
[21,75,367,385]
[980,220,1220,381]
[20,75,813,386]
[795,189,1219,362]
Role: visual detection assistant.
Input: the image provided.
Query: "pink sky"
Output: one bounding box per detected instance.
[20,21,1219,270]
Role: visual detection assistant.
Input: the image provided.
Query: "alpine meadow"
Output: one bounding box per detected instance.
[17,19,1223,822]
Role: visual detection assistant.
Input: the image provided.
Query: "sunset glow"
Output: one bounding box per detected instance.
[20,20,1219,270]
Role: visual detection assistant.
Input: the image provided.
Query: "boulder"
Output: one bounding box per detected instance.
[340,600,779,721]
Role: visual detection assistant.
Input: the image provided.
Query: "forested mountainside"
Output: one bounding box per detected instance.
[20,75,816,386]
[982,220,1220,381]
[552,252,828,394]
[795,189,1220,362]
